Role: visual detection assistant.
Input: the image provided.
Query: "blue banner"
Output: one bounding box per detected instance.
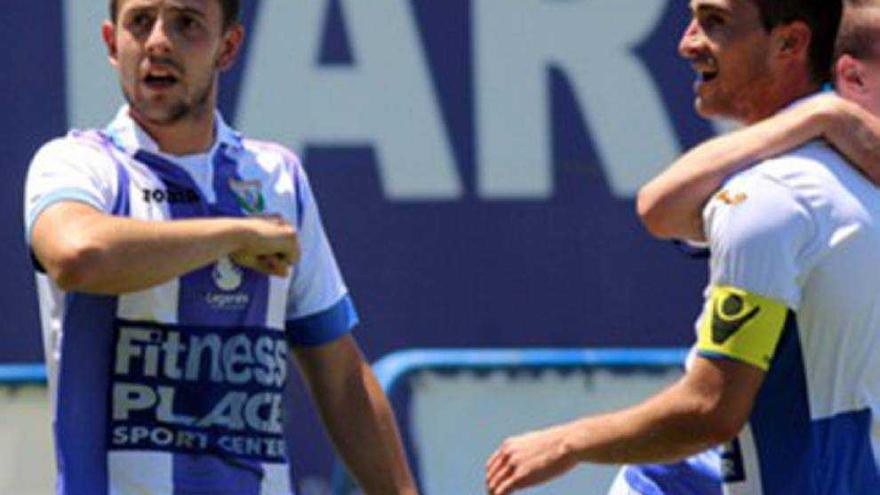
[2,1,715,487]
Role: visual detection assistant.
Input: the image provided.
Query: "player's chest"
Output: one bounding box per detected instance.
[121,153,297,224]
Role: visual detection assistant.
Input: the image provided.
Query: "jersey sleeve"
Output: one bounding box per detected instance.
[695,171,815,370]
[284,164,359,347]
[24,137,119,244]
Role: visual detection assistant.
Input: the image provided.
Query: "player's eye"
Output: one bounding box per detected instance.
[700,14,725,31]
[128,12,155,33]
[175,15,203,35]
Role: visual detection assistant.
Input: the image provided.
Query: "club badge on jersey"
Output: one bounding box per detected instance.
[229,178,266,216]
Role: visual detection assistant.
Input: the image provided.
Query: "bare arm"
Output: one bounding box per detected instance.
[293,335,418,495]
[823,97,880,183]
[486,357,764,495]
[31,201,299,294]
[637,107,827,241]
[638,94,880,241]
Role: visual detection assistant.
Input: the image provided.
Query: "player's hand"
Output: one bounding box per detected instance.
[485,426,579,495]
[231,215,300,277]
[806,93,880,186]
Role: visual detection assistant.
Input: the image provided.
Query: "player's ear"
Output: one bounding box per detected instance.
[835,54,868,97]
[216,23,245,71]
[772,21,811,62]
[102,20,119,68]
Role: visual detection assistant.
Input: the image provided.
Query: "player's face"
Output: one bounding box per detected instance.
[104,0,241,127]
[841,43,880,117]
[679,0,776,123]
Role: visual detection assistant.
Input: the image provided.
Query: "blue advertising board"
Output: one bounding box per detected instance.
[1,1,717,488]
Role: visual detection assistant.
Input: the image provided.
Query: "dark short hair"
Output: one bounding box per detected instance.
[834,1,880,61]
[109,0,241,30]
[752,0,843,83]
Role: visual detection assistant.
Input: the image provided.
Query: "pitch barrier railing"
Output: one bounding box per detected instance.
[0,348,689,495]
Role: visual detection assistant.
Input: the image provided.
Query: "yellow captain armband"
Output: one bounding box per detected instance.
[696,286,789,371]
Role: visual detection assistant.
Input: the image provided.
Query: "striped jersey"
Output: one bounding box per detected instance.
[625,136,880,493]
[24,107,358,495]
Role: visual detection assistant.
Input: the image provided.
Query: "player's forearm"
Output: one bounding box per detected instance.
[295,338,418,495]
[561,378,738,465]
[36,208,248,294]
[822,98,880,184]
[637,106,826,241]
[314,362,417,494]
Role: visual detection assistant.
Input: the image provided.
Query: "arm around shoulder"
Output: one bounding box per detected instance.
[637,97,830,241]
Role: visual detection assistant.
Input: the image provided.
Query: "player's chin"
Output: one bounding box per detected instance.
[693,97,723,119]
[135,100,190,125]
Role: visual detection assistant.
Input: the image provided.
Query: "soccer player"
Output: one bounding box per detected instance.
[639,1,880,243]
[485,0,880,493]
[609,2,880,493]
[24,1,417,494]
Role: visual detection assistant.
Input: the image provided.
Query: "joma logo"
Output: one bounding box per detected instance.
[142,188,200,204]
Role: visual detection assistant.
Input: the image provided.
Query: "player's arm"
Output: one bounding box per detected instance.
[822,95,880,183]
[293,335,418,495]
[283,162,418,494]
[485,356,763,495]
[487,284,793,495]
[637,93,880,241]
[488,173,809,495]
[31,201,299,294]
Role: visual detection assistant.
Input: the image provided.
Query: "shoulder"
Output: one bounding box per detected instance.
[711,141,845,220]
[747,141,847,196]
[30,130,119,173]
[704,152,818,253]
[240,138,305,176]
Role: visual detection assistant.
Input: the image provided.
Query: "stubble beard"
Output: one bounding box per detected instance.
[124,77,214,127]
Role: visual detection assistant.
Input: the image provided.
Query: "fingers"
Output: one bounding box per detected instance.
[486,443,519,495]
[230,253,291,278]
[485,447,508,486]
[257,254,290,277]
[233,216,301,272]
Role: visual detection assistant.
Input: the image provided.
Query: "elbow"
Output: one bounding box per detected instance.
[692,398,749,445]
[47,240,105,292]
[701,410,746,445]
[636,186,674,239]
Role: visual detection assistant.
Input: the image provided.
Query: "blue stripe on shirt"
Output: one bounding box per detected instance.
[286,295,359,347]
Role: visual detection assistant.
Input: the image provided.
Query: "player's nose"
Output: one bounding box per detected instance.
[145,16,173,56]
[678,20,704,60]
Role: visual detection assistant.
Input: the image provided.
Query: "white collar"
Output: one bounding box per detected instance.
[103,105,243,157]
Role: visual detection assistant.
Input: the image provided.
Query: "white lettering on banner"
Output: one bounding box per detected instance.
[475,0,677,198]
[63,0,124,128]
[66,1,690,200]
[238,1,462,200]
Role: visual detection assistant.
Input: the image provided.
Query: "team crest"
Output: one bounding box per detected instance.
[229,178,265,215]
[212,256,244,292]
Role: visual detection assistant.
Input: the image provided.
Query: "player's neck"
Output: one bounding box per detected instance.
[129,107,217,157]
[741,73,822,125]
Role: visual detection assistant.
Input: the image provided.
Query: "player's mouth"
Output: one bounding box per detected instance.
[691,61,719,92]
[143,69,181,91]
[699,70,718,83]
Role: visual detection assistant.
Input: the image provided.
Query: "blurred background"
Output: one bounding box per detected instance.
[0,1,726,493]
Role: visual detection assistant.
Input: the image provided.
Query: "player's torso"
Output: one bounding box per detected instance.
[113,135,299,328]
[45,131,300,495]
[722,144,880,494]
